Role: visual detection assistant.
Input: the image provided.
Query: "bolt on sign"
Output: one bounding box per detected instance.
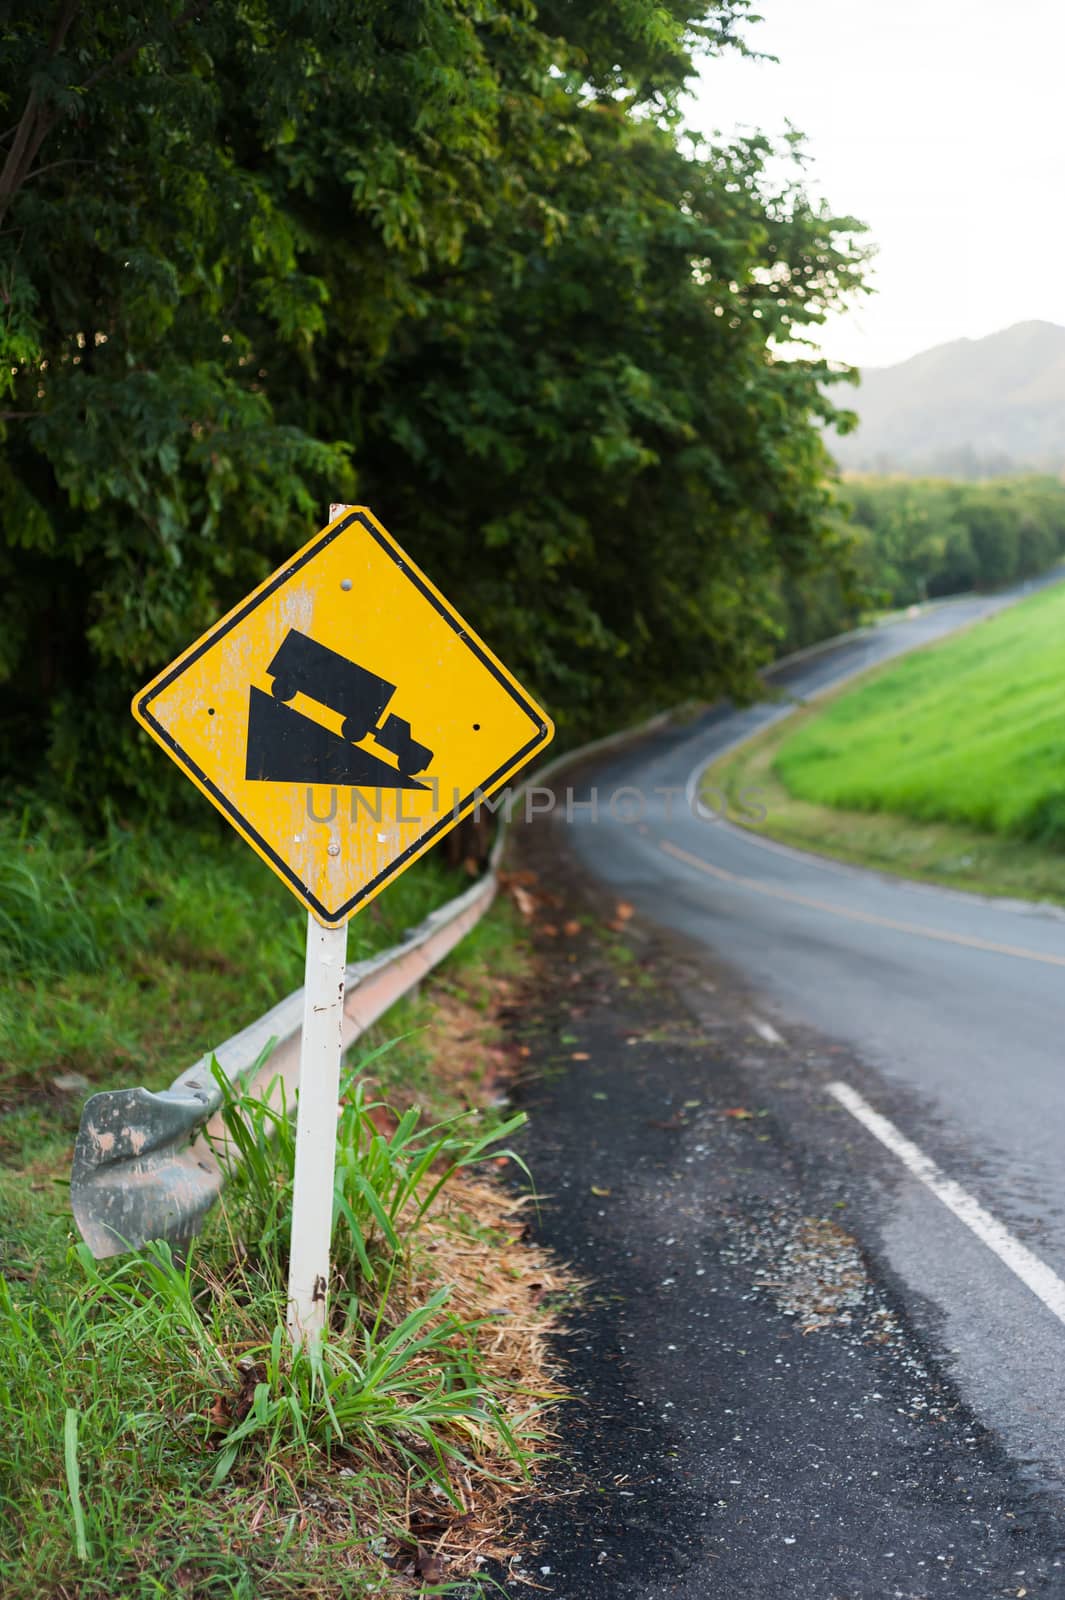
[132,506,554,925]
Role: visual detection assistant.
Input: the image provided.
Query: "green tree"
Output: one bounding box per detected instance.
[833,475,1065,618]
[347,111,867,729]
[0,0,867,812]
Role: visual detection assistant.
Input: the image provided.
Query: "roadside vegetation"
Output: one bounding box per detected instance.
[0,836,561,1596]
[0,806,461,1170]
[21,3,1061,1589]
[777,474,1065,653]
[846,475,1065,602]
[707,580,1065,904]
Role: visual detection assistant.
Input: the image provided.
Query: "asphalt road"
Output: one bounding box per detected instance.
[561,578,1065,1508]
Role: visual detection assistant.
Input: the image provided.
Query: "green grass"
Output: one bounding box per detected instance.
[0,1062,549,1598]
[0,800,460,1171]
[212,1049,529,1291]
[706,580,1065,904]
[0,798,557,1596]
[775,581,1065,846]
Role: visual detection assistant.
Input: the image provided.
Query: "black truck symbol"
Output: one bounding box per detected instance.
[264,629,433,777]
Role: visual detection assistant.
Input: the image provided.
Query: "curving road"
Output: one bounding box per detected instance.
[564,577,1065,1500]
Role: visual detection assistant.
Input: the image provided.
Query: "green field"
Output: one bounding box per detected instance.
[707,581,1065,904]
[776,582,1065,845]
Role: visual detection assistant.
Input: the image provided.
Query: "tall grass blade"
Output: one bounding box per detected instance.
[63,1407,89,1561]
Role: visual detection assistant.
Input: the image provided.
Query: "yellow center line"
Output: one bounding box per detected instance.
[659,837,1065,971]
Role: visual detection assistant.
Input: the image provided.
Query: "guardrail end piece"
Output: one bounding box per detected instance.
[71,1087,223,1259]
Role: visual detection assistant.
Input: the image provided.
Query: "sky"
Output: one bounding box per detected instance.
[685,0,1065,370]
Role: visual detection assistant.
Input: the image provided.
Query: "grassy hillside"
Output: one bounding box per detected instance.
[706,581,1065,907]
[775,582,1065,847]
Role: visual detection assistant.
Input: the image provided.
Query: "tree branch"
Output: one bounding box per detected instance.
[0,0,202,229]
[0,0,81,227]
[46,0,81,56]
[19,158,93,186]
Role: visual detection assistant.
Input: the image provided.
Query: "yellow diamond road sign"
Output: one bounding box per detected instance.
[132,507,553,926]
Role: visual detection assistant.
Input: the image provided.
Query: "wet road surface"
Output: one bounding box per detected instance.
[565,583,1065,1495]
[493,578,1065,1597]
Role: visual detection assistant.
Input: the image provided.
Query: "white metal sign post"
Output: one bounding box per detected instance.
[287,909,349,1344]
[285,501,354,1347]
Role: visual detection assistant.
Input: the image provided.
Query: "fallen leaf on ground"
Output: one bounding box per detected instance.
[499,868,538,887]
[415,1547,447,1583]
[52,1071,90,1093]
[721,1107,754,1119]
[571,1051,590,1061]
[591,1186,611,1197]
[563,919,581,936]
[511,885,537,920]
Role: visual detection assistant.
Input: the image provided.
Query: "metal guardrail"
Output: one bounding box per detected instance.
[71,867,500,1257]
[71,704,682,1259]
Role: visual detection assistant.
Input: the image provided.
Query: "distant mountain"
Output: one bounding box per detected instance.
[831,321,1065,478]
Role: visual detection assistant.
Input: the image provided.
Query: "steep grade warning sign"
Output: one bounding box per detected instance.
[131,506,553,925]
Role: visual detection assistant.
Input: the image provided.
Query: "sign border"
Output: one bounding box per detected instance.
[132,507,553,926]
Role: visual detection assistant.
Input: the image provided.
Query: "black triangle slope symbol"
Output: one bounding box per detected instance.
[245,687,428,789]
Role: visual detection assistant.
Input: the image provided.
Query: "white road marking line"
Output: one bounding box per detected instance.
[828,1080,1065,1328]
[749,1016,785,1046]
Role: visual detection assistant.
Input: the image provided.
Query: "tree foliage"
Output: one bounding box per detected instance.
[770,475,1065,654]
[845,476,1065,609]
[0,0,867,813]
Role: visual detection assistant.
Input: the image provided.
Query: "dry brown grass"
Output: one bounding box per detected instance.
[382,1174,578,1586]
[200,1170,577,1594]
